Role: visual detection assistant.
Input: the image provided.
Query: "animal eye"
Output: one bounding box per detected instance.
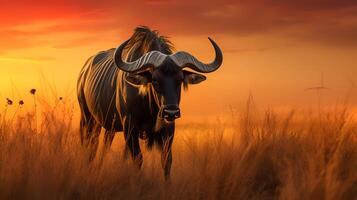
[152,80,160,89]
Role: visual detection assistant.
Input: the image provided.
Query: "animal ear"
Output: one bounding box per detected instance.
[125,71,152,85]
[183,70,206,84]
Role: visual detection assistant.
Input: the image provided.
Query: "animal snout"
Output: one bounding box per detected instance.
[162,105,180,121]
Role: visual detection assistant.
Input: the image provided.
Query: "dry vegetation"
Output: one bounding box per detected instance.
[0,97,356,200]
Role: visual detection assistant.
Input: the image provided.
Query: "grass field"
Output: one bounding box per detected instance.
[0,98,356,200]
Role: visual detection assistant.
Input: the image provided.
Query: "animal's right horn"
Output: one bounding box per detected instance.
[113,39,168,73]
[170,37,223,73]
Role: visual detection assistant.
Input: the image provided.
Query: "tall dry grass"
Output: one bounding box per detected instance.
[0,98,356,200]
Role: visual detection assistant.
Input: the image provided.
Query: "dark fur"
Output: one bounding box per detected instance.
[120,26,179,149]
[78,26,183,179]
[124,26,174,61]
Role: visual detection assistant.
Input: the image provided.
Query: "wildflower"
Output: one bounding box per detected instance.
[59,97,63,100]
[30,88,36,95]
[6,98,13,105]
[19,100,24,106]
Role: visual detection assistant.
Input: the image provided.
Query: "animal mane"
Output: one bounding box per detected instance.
[124,26,174,62]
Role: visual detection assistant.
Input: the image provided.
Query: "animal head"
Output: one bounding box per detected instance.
[114,36,223,123]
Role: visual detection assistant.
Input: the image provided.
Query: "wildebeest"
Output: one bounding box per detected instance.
[77,26,223,179]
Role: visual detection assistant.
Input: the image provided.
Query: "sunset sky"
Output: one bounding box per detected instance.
[1,0,357,118]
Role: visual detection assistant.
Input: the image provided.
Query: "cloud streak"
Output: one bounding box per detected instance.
[0,0,357,50]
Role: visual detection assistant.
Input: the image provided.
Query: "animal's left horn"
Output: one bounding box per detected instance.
[114,39,168,73]
[170,37,223,73]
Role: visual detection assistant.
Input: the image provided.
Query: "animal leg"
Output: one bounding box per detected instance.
[156,125,174,180]
[99,130,115,161]
[87,125,101,162]
[160,136,173,180]
[104,130,115,150]
[123,117,143,168]
[79,114,101,161]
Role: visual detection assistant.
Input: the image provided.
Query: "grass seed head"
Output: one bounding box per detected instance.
[6,98,13,105]
[30,88,36,95]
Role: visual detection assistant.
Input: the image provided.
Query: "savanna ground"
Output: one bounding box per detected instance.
[0,94,356,200]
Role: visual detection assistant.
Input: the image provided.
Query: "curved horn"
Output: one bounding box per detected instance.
[170,37,223,73]
[113,39,168,73]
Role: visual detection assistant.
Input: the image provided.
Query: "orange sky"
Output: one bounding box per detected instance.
[1,0,357,118]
